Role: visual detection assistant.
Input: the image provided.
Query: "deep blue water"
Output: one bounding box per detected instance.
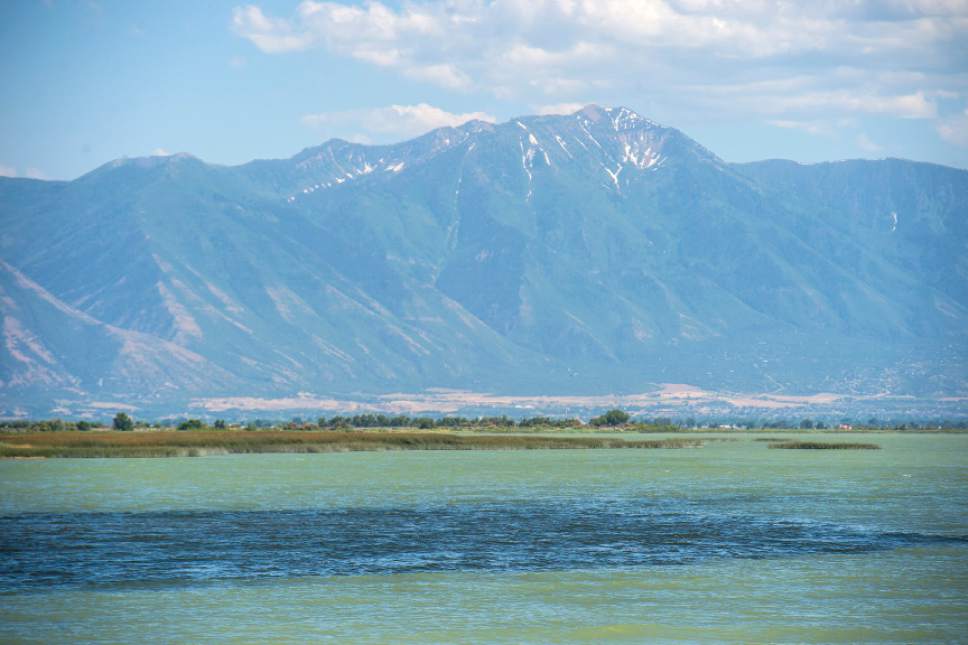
[2,498,963,592]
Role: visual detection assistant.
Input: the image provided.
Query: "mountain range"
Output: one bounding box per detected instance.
[1,105,965,417]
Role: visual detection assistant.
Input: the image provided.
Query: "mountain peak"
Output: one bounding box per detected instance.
[584,105,660,131]
[457,119,496,134]
[80,151,204,181]
[116,151,198,165]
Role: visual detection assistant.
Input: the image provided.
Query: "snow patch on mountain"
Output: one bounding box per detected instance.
[554,135,573,158]
[604,164,623,191]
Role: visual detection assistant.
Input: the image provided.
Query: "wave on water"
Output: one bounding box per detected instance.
[1,500,965,591]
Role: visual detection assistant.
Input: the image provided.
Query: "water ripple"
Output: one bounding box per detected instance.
[1,500,963,591]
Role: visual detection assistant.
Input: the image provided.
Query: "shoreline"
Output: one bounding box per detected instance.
[1,426,949,459]
[0,430,706,459]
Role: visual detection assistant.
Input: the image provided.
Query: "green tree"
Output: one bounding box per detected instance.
[799,418,814,429]
[213,419,227,430]
[590,409,631,427]
[113,413,134,431]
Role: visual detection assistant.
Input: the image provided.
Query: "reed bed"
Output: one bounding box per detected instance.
[767,441,880,450]
[0,430,704,458]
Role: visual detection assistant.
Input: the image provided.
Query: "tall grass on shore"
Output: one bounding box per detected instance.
[0,431,704,459]
[767,441,880,450]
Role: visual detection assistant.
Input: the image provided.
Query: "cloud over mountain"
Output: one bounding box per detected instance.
[301,104,496,142]
[233,0,968,130]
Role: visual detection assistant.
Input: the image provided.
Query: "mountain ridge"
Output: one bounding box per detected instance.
[1,105,965,416]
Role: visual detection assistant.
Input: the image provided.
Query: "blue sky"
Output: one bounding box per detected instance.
[2,0,967,180]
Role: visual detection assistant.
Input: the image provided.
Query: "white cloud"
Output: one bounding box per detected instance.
[232,2,968,74]
[403,64,471,90]
[937,108,968,146]
[535,102,588,116]
[765,113,936,157]
[758,90,938,119]
[301,103,496,141]
[152,148,171,156]
[856,133,884,153]
[768,119,833,135]
[231,5,316,53]
[24,167,49,180]
[0,165,51,179]
[234,1,968,131]
[836,91,935,119]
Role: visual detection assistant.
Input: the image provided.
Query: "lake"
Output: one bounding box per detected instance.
[1,433,966,642]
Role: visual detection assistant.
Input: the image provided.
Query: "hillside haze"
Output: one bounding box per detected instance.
[1,105,966,416]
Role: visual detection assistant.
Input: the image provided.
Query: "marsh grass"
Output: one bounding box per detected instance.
[767,441,880,450]
[0,431,704,458]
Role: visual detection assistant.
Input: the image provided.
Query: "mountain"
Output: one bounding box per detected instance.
[1,105,966,416]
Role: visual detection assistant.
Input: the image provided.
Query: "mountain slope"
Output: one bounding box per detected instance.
[1,106,965,415]
[0,260,236,405]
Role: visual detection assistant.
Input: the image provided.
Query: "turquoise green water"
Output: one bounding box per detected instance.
[1,433,966,642]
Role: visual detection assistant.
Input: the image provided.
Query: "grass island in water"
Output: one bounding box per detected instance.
[0,429,706,459]
[768,440,881,450]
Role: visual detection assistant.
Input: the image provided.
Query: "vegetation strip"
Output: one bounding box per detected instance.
[767,441,880,450]
[0,431,704,458]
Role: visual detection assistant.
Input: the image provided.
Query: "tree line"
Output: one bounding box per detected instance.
[1,411,965,433]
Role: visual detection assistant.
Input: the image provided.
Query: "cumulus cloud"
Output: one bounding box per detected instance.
[535,102,588,116]
[231,5,316,53]
[937,108,968,146]
[24,167,49,180]
[152,148,171,156]
[776,91,937,119]
[301,103,496,141]
[0,165,50,179]
[403,64,471,90]
[855,133,884,153]
[768,119,834,136]
[716,89,939,120]
[234,1,968,140]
